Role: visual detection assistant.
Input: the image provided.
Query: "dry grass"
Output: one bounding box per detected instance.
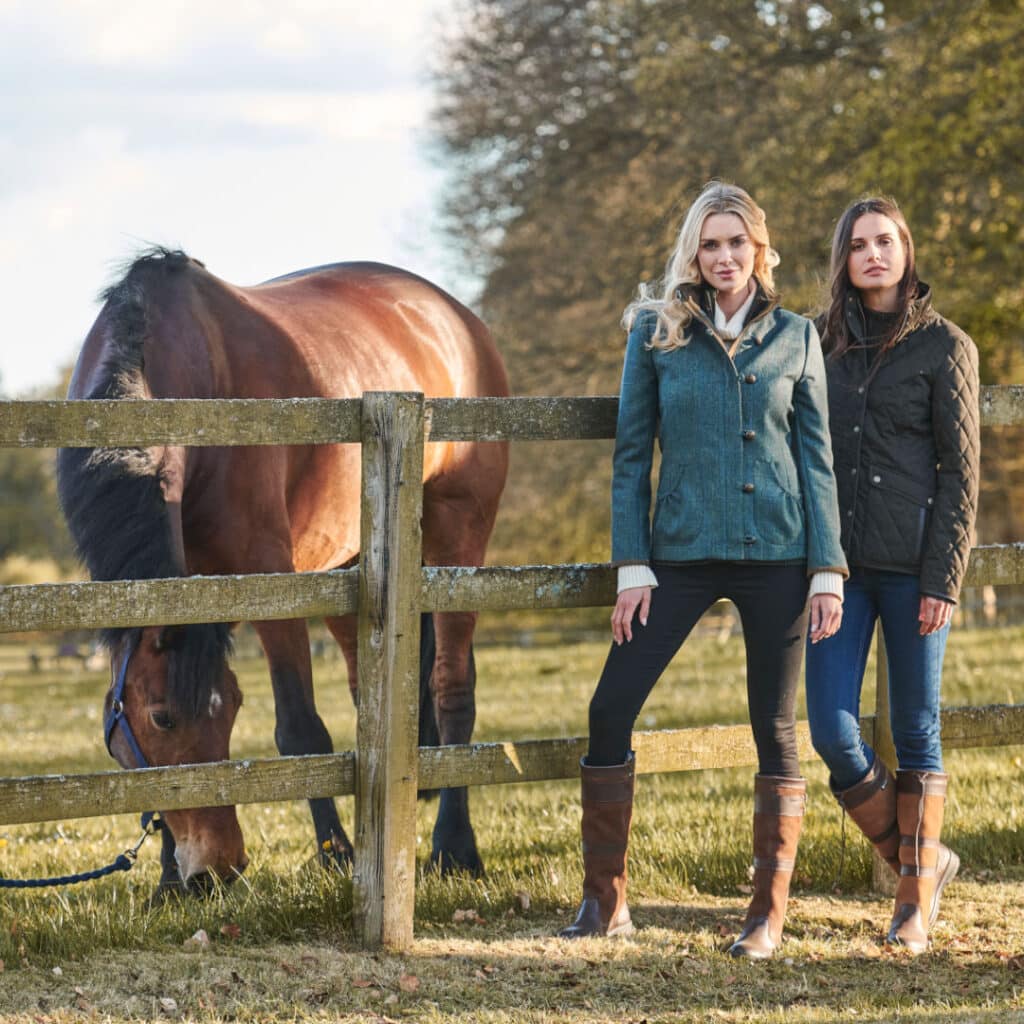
[1,623,1024,1022]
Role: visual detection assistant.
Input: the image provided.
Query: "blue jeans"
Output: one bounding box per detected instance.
[806,569,948,791]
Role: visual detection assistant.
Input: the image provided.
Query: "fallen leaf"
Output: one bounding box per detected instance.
[159,997,178,1013]
[384,994,399,1005]
[515,890,531,911]
[219,923,241,940]
[183,929,210,950]
[352,978,374,988]
[51,966,63,977]
[279,961,300,975]
[398,973,420,992]
[452,908,485,924]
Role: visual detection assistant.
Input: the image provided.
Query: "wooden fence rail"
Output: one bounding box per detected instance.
[1,387,1022,949]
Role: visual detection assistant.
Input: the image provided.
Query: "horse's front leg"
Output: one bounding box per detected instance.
[148,825,185,904]
[252,618,353,866]
[430,610,482,876]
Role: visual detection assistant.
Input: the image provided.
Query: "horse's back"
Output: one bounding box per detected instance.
[235,261,508,402]
[65,251,508,576]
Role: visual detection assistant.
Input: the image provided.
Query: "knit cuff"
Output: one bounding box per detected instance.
[809,571,844,602]
[617,564,659,593]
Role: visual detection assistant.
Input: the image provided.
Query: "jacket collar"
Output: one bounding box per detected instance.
[674,279,777,340]
[844,281,936,348]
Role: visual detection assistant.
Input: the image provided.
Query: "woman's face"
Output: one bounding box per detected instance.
[847,212,907,302]
[697,212,756,298]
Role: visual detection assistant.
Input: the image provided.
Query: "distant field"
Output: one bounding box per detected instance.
[1,622,1024,1022]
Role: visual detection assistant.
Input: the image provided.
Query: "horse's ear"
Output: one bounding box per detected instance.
[154,625,186,652]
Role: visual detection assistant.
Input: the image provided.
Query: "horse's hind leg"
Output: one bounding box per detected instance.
[422,453,506,877]
[429,609,483,875]
[252,617,353,865]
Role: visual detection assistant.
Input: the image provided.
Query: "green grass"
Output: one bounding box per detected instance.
[1,623,1024,1021]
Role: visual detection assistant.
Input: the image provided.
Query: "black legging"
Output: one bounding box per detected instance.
[587,562,810,776]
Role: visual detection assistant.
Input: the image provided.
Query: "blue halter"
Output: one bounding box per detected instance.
[103,633,159,831]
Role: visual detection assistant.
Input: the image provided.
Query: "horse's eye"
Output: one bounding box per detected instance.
[150,711,176,731]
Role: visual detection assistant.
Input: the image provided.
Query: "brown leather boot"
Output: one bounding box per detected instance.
[559,754,635,938]
[729,775,806,959]
[887,771,959,954]
[831,757,900,874]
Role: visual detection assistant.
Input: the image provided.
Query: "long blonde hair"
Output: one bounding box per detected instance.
[624,182,780,351]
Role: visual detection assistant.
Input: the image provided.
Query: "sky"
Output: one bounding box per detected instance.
[0,0,464,397]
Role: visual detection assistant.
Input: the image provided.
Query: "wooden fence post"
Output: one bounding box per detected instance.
[353,391,425,949]
[871,624,898,894]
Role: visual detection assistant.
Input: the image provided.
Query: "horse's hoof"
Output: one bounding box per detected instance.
[318,833,355,871]
[148,878,187,908]
[430,845,485,878]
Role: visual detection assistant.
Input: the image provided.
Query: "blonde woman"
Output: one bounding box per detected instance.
[559,182,847,959]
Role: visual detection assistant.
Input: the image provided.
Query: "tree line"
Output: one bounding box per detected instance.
[430,0,1023,563]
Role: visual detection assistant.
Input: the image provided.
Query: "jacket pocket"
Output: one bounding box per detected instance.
[754,457,803,546]
[652,460,703,546]
[860,465,935,568]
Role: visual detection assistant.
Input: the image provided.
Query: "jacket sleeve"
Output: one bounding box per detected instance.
[792,320,849,577]
[920,327,980,602]
[610,312,659,566]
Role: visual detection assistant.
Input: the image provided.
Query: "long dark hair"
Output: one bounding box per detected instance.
[821,196,919,359]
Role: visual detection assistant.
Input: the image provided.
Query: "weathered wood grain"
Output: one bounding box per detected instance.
[0,398,363,447]
[2,387,1019,448]
[3,544,1021,635]
[353,392,424,951]
[0,569,358,633]
[0,753,355,826]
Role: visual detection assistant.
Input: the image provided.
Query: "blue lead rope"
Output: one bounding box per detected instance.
[0,816,159,890]
[2,636,162,890]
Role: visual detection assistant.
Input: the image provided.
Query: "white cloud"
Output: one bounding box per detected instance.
[0,0,473,397]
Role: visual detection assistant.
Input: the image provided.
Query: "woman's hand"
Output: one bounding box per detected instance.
[809,593,843,644]
[611,586,652,645]
[919,595,954,635]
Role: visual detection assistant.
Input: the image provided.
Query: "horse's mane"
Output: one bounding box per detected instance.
[56,247,231,719]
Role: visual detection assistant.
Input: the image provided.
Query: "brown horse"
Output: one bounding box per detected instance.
[57,250,508,896]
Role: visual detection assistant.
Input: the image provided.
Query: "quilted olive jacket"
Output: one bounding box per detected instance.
[818,285,980,602]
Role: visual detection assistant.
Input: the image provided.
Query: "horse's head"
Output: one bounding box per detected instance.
[105,624,248,889]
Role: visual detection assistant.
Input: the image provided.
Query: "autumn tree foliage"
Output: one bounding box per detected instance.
[432,0,1023,558]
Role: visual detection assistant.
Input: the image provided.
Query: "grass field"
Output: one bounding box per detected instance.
[1,619,1024,1022]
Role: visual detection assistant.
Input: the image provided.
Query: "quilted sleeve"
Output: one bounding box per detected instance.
[920,326,980,602]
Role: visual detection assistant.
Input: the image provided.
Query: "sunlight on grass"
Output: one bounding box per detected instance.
[1,625,1023,1021]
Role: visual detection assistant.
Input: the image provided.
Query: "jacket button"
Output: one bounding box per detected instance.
[851,467,858,476]
[743,430,756,441]
[872,474,881,484]
[744,374,757,384]
[846,509,854,517]
[852,425,861,433]
[744,535,756,545]
[742,483,755,493]
[857,386,865,395]
[927,497,934,506]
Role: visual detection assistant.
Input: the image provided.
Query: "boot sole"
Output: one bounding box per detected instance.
[929,846,960,928]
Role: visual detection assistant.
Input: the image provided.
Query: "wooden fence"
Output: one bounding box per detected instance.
[1,386,1023,949]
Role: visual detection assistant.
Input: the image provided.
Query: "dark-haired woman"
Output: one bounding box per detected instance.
[558,182,847,958]
[806,197,980,954]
